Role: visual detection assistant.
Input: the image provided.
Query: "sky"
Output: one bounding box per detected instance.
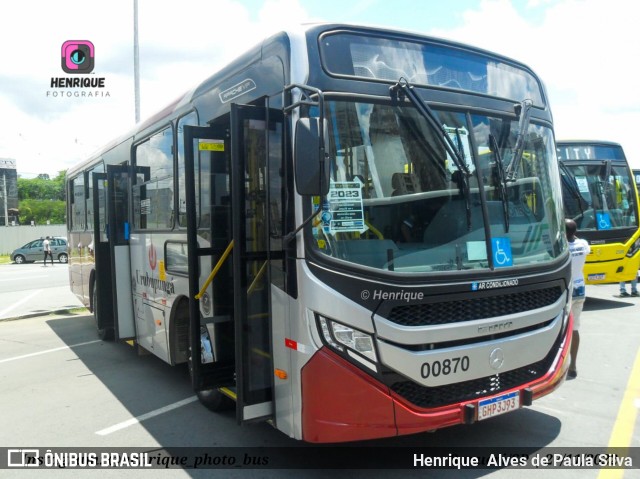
[1,0,639,178]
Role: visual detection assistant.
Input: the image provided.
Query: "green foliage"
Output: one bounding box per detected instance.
[18,199,66,225]
[17,170,67,224]
[17,172,65,201]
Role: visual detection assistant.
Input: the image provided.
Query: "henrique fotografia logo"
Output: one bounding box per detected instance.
[61,40,94,74]
[47,39,110,99]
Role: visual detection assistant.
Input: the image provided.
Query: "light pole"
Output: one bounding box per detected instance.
[1,172,7,227]
[134,0,141,123]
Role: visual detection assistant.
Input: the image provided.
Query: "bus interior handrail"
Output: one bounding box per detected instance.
[195,240,234,300]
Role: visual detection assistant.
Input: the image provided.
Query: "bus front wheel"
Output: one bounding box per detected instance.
[187,320,233,412]
[196,389,234,412]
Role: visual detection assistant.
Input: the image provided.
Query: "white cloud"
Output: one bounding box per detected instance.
[430,0,640,166]
[0,0,315,177]
[3,0,639,177]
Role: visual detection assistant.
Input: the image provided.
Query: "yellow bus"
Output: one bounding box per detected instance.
[558,140,640,284]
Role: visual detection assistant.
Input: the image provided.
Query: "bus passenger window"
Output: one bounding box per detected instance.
[133,126,175,230]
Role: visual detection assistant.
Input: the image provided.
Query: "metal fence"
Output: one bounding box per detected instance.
[0,224,67,255]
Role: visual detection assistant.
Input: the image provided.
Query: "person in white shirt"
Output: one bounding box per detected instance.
[565,218,590,379]
[43,236,54,266]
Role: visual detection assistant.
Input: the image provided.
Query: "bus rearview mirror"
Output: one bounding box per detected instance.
[294,118,330,196]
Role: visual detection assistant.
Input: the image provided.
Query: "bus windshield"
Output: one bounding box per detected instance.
[560,161,638,231]
[309,99,565,273]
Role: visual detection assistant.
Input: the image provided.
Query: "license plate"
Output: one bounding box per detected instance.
[588,274,606,281]
[477,391,520,421]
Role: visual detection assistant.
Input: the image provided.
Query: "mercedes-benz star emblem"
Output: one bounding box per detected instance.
[489,348,505,370]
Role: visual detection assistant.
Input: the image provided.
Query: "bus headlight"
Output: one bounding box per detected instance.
[561,299,571,339]
[626,238,640,258]
[317,315,378,367]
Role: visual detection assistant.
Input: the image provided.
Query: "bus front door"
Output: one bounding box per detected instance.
[91,165,135,341]
[184,123,237,404]
[185,104,282,424]
[230,103,282,423]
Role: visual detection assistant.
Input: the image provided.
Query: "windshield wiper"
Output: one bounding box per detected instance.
[505,99,533,182]
[390,77,472,230]
[490,134,510,232]
[600,159,612,182]
[558,161,586,218]
[597,159,613,212]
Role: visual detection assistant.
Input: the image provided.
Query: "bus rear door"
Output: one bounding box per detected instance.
[92,165,135,340]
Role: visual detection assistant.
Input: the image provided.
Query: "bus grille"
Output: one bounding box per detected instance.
[386,286,562,327]
[389,336,559,409]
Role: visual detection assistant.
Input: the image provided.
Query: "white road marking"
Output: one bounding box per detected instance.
[532,404,567,417]
[0,275,48,282]
[0,339,102,364]
[0,291,40,317]
[95,396,199,435]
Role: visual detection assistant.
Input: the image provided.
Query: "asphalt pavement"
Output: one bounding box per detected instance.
[0,262,85,321]
[0,259,633,321]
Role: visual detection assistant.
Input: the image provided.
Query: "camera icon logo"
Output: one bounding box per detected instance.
[61,40,94,74]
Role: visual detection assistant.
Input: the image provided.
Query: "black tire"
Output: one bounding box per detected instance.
[14,255,25,264]
[188,321,233,412]
[58,253,68,263]
[93,284,114,341]
[196,389,234,412]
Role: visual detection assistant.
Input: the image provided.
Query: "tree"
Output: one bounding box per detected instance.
[18,199,65,225]
[16,172,67,224]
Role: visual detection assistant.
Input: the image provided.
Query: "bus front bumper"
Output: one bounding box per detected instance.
[300,317,573,443]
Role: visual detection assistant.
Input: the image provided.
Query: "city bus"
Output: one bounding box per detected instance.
[557,140,640,284]
[66,23,572,443]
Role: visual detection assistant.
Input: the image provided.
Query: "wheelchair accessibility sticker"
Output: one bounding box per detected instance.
[596,212,611,230]
[492,237,513,268]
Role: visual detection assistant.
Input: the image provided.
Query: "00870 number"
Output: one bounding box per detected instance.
[421,356,470,378]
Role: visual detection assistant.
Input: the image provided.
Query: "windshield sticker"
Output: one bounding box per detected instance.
[321,180,368,234]
[141,198,151,215]
[198,139,224,151]
[492,237,513,268]
[575,176,589,193]
[444,125,473,173]
[596,212,612,230]
[467,241,487,261]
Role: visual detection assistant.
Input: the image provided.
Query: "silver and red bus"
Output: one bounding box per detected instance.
[66,23,571,442]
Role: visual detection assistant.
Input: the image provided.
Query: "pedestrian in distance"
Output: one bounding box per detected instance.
[565,218,590,380]
[617,278,639,297]
[43,236,54,266]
